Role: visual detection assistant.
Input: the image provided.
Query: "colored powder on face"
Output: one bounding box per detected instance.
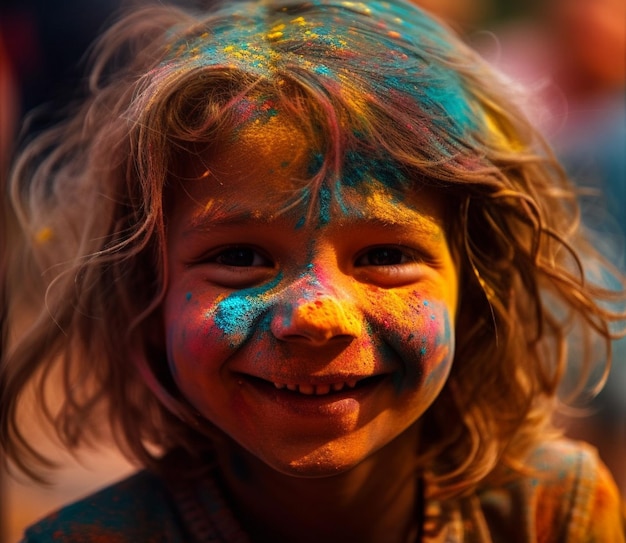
[161,0,491,243]
[156,0,487,190]
[297,149,412,227]
[233,108,299,152]
[213,273,283,344]
[318,182,332,225]
[290,297,363,341]
[308,152,325,176]
[362,186,402,223]
[316,175,424,229]
[356,286,454,389]
[342,149,408,191]
[333,180,351,216]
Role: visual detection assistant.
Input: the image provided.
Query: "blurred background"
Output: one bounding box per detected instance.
[1,0,624,541]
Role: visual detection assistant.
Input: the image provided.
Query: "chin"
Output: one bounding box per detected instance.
[255,441,378,480]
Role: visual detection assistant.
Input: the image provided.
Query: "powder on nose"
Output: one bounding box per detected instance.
[293,298,362,340]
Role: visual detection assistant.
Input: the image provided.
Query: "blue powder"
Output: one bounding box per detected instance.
[318,182,332,225]
[343,149,408,192]
[308,152,324,176]
[333,180,351,216]
[214,273,283,338]
[313,64,332,76]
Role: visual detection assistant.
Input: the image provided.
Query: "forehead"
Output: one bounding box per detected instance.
[183,98,412,190]
[172,110,447,232]
[218,103,312,181]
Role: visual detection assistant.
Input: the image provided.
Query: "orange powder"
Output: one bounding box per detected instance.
[291,297,363,342]
[235,113,311,182]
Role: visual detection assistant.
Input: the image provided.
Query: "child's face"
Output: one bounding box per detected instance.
[163,114,458,477]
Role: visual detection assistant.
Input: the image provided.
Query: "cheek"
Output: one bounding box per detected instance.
[165,290,273,383]
[364,289,455,389]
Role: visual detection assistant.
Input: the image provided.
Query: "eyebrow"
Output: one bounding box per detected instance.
[182,202,445,240]
[336,213,446,242]
[181,199,293,235]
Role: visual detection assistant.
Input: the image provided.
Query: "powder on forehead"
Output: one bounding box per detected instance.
[225,103,313,182]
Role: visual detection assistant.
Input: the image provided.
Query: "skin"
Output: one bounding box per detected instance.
[163,114,459,542]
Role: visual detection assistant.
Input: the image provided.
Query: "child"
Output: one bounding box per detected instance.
[2,0,625,540]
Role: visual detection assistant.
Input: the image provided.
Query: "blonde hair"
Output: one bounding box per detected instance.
[2,0,625,498]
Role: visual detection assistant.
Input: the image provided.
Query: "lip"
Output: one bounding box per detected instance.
[234,373,389,417]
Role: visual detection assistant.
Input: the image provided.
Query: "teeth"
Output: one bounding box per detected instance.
[274,380,361,395]
[299,384,315,395]
[315,384,331,395]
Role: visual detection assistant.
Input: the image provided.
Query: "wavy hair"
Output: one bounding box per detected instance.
[2,0,625,497]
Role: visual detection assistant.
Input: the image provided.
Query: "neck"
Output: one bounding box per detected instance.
[214,429,422,543]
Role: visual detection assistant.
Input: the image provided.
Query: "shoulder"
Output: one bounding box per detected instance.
[22,470,188,543]
[479,439,625,542]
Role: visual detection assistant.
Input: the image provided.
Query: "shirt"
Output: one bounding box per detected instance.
[22,439,625,542]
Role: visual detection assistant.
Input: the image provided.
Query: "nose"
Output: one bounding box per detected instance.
[271,295,363,346]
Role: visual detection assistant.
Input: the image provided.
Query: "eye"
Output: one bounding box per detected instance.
[211,246,272,267]
[355,246,411,267]
[353,245,428,287]
[193,245,275,288]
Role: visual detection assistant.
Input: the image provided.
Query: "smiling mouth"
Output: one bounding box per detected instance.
[242,375,386,396]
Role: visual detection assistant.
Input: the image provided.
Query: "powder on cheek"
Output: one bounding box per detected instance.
[213,274,283,347]
[362,288,454,389]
